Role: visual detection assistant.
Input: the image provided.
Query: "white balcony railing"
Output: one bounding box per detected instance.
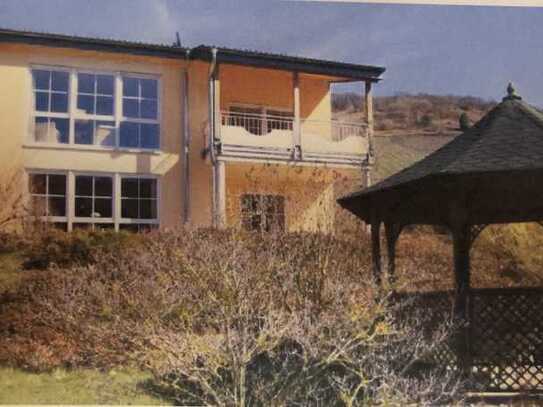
[219,111,369,166]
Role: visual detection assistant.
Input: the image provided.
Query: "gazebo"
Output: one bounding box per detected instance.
[338,84,543,392]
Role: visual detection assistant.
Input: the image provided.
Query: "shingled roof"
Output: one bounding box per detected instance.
[338,84,543,225]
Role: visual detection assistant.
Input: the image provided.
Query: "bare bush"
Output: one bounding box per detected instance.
[0,227,464,405]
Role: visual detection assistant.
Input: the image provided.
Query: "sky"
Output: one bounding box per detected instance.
[1,0,542,104]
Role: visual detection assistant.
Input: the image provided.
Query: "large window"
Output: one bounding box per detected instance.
[32,69,70,144]
[120,76,160,149]
[241,194,285,232]
[27,171,159,232]
[29,173,68,230]
[120,177,158,231]
[31,67,160,150]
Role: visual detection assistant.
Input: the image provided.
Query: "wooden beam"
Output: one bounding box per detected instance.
[385,222,402,287]
[371,217,382,287]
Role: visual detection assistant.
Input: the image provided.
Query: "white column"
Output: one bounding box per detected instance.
[214,160,226,228]
[114,173,121,231]
[67,171,75,231]
[364,81,375,163]
[293,72,301,157]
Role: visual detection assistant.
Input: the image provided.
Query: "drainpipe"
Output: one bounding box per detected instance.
[208,48,225,227]
[182,49,191,225]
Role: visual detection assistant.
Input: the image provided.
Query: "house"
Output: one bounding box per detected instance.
[0,28,385,233]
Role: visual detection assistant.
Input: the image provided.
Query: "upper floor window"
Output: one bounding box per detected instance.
[31,67,160,150]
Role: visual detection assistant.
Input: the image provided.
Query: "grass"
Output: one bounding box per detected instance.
[0,367,169,405]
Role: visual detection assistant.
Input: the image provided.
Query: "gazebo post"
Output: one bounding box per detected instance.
[384,222,401,287]
[450,218,472,377]
[370,217,382,287]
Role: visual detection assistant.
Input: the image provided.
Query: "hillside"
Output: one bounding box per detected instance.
[333,92,495,134]
[332,93,495,182]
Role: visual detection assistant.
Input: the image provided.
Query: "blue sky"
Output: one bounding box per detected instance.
[1,0,542,104]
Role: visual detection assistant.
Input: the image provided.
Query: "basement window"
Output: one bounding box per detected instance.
[241,194,285,232]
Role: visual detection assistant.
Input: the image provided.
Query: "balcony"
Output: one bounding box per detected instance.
[218,111,370,167]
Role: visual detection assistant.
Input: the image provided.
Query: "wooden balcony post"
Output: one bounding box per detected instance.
[385,222,401,287]
[293,72,301,158]
[364,81,375,163]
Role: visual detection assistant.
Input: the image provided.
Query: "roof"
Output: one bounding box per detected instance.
[0,27,385,81]
[340,86,543,203]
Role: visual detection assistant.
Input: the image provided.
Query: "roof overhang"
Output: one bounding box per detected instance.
[191,46,385,82]
[0,28,385,82]
[0,28,189,59]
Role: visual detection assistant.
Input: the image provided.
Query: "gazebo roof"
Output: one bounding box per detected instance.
[338,85,543,225]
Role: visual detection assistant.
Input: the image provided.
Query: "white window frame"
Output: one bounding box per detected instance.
[119,73,162,150]
[119,175,160,228]
[27,170,69,225]
[26,169,160,232]
[73,173,115,226]
[29,65,162,152]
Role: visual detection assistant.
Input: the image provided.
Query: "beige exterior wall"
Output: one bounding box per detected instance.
[0,42,361,232]
[0,43,186,228]
[224,163,361,234]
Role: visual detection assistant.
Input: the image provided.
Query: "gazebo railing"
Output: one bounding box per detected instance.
[393,287,543,392]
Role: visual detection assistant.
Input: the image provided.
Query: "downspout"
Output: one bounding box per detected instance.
[208,48,219,226]
[182,49,191,224]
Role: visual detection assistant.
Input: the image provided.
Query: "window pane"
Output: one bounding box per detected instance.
[34,117,50,142]
[123,98,139,118]
[78,94,95,114]
[95,177,112,197]
[141,79,157,99]
[51,93,68,113]
[121,178,139,198]
[73,223,92,231]
[119,224,139,232]
[75,176,93,196]
[94,198,112,218]
[95,121,115,147]
[140,123,159,149]
[50,118,69,143]
[30,174,46,194]
[97,75,114,95]
[120,122,139,147]
[139,199,157,219]
[48,196,66,217]
[95,223,115,231]
[78,73,95,94]
[141,99,157,119]
[96,96,113,115]
[51,71,69,92]
[33,70,50,90]
[48,175,66,196]
[121,198,139,218]
[139,179,157,199]
[75,197,93,217]
[123,77,138,97]
[35,92,49,112]
[75,120,94,145]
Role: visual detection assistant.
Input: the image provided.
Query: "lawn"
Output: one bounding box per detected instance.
[0,251,168,405]
[0,368,169,405]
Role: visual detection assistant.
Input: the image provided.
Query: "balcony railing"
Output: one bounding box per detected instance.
[219,111,369,166]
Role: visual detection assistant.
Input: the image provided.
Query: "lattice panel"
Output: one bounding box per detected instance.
[470,288,543,392]
[393,288,543,393]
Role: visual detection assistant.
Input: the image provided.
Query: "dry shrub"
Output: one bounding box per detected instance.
[0,227,463,405]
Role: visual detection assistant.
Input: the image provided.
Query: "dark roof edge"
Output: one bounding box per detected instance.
[191,46,385,81]
[0,27,189,59]
[0,28,385,80]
